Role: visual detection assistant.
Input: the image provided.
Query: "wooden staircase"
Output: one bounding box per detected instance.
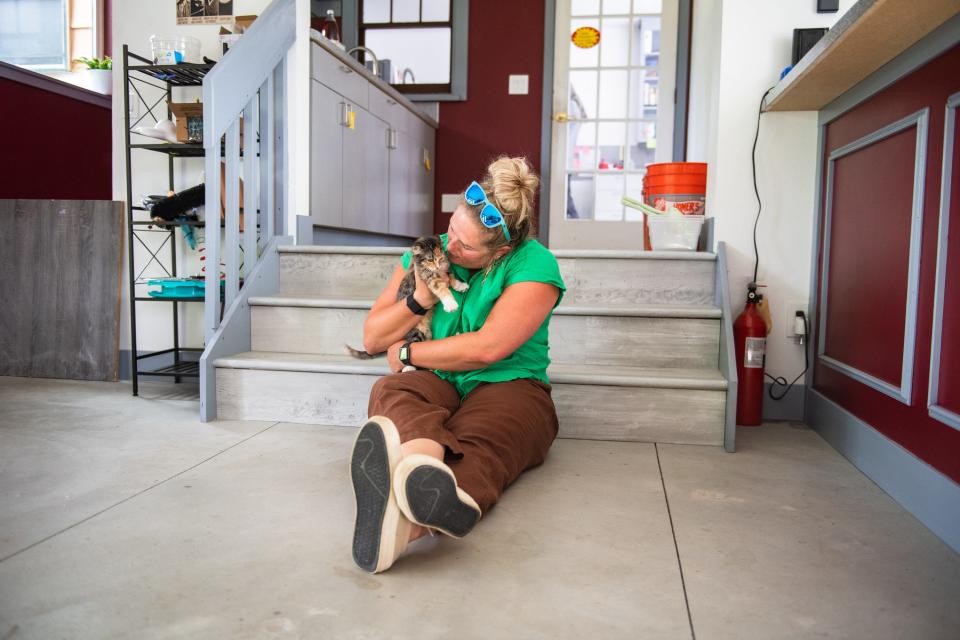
[213,246,733,447]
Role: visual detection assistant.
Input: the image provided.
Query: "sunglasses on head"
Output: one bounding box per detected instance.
[464,181,511,242]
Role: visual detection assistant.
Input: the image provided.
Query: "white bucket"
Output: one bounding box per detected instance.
[646,214,705,251]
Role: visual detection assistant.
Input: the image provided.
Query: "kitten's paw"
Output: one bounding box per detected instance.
[440,296,459,312]
[451,279,470,292]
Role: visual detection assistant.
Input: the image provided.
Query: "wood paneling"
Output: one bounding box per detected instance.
[824,126,917,385]
[935,110,960,414]
[0,76,111,200]
[0,200,124,381]
[814,45,960,483]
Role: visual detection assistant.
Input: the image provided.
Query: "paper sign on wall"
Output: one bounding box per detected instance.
[177,0,234,25]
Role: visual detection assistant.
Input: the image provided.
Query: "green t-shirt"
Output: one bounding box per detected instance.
[401,234,566,398]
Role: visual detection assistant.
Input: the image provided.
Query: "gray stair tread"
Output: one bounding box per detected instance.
[249,294,722,318]
[214,351,727,390]
[279,245,716,261]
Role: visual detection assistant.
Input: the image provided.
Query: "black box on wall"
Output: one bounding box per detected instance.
[793,28,828,65]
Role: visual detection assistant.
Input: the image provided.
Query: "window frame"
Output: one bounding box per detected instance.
[0,0,105,73]
[353,0,469,101]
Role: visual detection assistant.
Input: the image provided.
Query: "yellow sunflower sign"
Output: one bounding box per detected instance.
[571,26,601,49]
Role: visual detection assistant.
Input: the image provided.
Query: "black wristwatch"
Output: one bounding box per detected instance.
[405,292,428,316]
[399,341,414,367]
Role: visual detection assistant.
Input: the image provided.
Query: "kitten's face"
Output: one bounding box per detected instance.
[412,237,450,272]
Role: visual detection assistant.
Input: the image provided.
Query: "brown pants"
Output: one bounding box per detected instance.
[368,371,560,515]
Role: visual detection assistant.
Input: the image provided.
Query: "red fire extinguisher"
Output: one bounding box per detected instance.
[734,283,766,426]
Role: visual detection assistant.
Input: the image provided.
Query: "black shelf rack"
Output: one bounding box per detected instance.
[122,45,216,394]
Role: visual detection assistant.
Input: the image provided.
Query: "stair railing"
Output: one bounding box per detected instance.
[199,0,296,421]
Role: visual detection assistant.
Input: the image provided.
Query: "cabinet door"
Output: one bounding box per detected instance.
[342,107,389,233]
[389,120,435,239]
[310,80,343,227]
[415,120,436,237]
[388,127,413,237]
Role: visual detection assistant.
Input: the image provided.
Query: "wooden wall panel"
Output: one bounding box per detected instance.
[0,200,124,381]
[824,128,917,385]
[935,112,960,414]
[814,45,960,484]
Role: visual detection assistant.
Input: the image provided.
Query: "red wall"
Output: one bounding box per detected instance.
[0,77,112,200]
[815,45,960,483]
[433,0,546,233]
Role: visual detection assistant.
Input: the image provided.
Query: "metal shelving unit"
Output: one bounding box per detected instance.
[122,45,216,394]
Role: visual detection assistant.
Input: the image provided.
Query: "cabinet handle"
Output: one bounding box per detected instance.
[387,128,398,149]
[338,64,353,74]
[386,98,397,106]
[339,102,349,126]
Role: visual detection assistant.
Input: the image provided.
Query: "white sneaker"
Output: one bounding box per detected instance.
[393,454,481,538]
[350,416,412,573]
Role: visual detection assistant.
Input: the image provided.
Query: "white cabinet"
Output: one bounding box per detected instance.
[342,107,389,233]
[310,80,343,227]
[388,122,434,237]
[310,41,436,238]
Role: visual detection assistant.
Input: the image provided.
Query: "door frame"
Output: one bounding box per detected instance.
[538,0,693,247]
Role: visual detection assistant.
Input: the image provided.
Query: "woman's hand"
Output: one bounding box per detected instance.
[386,340,406,373]
[412,266,445,309]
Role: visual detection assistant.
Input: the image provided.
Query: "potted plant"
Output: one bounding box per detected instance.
[73,56,112,95]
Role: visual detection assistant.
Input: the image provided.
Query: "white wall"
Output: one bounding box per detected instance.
[689,0,857,385]
[111,0,309,354]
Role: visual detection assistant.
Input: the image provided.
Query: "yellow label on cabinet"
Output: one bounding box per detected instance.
[423,148,431,171]
[571,26,600,49]
[347,110,356,129]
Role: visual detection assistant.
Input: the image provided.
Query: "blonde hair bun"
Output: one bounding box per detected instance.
[485,156,539,227]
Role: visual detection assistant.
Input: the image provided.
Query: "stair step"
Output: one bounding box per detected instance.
[249,295,723,318]
[214,352,726,445]
[248,296,722,369]
[277,246,717,305]
[215,351,726,389]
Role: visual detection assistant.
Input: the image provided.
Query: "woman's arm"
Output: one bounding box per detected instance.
[362,263,444,354]
[386,281,560,372]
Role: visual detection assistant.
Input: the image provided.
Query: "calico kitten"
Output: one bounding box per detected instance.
[345,236,469,371]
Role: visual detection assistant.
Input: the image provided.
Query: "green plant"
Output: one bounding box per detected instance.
[75,56,112,70]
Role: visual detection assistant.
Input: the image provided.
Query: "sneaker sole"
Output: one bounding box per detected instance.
[403,466,480,538]
[350,419,400,572]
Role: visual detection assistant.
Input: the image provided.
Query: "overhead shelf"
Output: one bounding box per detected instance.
[763,0,960,112]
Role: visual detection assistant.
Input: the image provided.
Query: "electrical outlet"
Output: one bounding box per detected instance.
[786,301,808,342]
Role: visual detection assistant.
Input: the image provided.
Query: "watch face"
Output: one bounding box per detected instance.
[399,347,409,361]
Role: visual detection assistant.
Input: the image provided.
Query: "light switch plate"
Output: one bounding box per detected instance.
[508,74,529,95]
[441,193,460,213]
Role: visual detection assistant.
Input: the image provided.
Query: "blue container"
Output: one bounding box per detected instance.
[147,278,221,299]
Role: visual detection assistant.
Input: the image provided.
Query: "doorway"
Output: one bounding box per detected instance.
[547,0,681,249]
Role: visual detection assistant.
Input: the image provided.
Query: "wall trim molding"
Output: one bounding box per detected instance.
[807,389,960,554]
[0,60,112,109]
[818,108,929,404]
[927,91,960,432]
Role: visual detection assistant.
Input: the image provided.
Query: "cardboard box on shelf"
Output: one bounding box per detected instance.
[169,102,243,146]
[169,102,203,143]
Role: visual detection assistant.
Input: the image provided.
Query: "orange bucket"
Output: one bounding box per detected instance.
[645,162,707,177]
[641,162,708,250]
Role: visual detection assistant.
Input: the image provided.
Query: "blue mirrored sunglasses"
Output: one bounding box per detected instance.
[464,181,511,242]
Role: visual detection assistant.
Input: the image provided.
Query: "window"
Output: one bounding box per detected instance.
[562,0,679,222]
[0,0,103,71]
[358,0,467,100]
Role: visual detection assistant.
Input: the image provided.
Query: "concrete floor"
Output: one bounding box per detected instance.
[0,377,958,639]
